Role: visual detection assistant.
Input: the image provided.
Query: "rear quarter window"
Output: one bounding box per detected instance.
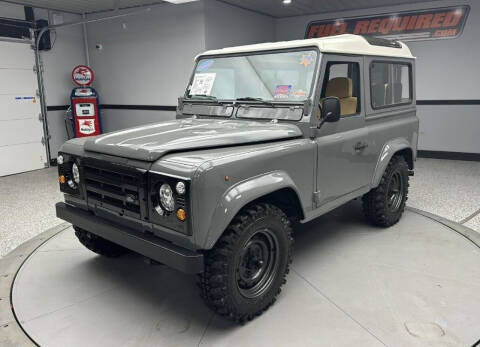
[370,61,412,109]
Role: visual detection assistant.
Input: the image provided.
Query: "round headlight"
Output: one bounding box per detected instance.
[176,181,186,195]
[57,155,64,165]
[72,163,80,184]
[159,183,175,212]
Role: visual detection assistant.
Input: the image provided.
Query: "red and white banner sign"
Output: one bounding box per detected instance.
[305,6,470,42]
[72,65,94,86]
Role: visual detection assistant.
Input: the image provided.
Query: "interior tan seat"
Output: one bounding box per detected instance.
[325,77,357,116]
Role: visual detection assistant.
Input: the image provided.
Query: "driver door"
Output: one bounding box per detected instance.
[313,55,373,208]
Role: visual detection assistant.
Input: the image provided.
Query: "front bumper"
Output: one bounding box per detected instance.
[56,202,204,273]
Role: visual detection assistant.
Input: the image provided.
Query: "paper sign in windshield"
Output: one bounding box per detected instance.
[190,73,216,96]
[274,85,292,99]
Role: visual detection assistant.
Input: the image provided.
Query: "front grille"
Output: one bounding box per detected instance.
[83,160,145,219]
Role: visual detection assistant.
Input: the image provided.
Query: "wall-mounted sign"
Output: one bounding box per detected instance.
[305,6,470,42]
[72,65,94,86]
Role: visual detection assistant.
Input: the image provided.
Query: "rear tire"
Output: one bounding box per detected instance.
[198,203,293,323]
[362,155,409,227]
[74,226,127,257]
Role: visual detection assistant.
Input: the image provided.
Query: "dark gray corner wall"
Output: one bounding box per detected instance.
[99,109,175,133]
[204,0,275,50]
[275,0,480,154]
[84,0,275,134]
[85,2,206,132]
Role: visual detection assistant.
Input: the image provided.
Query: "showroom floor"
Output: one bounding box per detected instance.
[0,158,479,258]
[9,205,480,347]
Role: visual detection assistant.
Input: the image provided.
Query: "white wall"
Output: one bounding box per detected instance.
[204,0,275,50]
[275,0,480,153]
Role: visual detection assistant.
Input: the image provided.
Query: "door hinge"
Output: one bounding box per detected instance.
[41,135,51,145]
[33,64,43,73]
[38,113,44,122]
[36,89,41,97]
[313,191,321,206]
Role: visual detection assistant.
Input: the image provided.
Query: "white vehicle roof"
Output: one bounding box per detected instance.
[199,34,414,60]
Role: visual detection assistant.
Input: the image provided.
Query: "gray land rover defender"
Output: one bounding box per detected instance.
[56,34,418,322]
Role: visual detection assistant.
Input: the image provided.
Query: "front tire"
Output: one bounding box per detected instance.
[198,203,293,323]
[362,155,409,227]
[74,226,127,257]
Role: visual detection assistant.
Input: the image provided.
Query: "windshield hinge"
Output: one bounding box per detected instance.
[303,99,313,116]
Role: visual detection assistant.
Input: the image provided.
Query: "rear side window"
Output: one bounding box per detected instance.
[370,62,411,109]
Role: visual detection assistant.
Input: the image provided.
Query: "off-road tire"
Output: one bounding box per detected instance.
[362,155,409,227]
[198,203,293,323]
[74,226,127,257]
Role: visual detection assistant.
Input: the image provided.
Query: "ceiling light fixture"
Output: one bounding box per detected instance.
[283,0,292,4]
[162,0,200,4]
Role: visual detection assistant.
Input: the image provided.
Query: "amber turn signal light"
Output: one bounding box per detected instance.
[59,175,66,184]
[176,208,186,221]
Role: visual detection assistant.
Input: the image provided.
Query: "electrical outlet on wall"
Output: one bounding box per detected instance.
[52,13,63,25]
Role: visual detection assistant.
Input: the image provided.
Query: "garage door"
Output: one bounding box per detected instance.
[0,40,46,177]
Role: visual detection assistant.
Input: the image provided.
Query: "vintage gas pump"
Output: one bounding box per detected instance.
[69,65,102,137]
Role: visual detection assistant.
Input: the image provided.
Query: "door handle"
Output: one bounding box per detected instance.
[354,142,368,151]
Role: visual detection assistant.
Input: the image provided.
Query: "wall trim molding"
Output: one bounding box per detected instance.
[47,105,177,112]
[417,100,480,105]
[47,105,69,111]
[47,100,480,112]
[418,150,480,162]
[101,104,177,111]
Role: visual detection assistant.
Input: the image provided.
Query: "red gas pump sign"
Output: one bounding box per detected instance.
[70,65,102,137]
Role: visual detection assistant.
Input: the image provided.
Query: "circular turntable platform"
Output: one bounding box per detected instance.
[2,201,480,347]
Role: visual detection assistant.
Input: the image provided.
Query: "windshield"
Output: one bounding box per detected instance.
[188,49,318,103]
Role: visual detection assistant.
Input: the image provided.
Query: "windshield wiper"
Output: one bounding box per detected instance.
[235,97,275,107]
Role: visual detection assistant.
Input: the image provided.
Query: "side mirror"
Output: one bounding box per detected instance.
[321,97,341,123]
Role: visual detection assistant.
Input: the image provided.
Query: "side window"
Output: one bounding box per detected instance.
[321,62,360,116]
[370,62,411,109]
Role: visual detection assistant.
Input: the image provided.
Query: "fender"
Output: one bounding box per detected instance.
[202,171,303,249]
[371,138,413,188]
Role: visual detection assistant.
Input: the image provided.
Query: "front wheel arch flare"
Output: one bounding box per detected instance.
[203,171,304,250]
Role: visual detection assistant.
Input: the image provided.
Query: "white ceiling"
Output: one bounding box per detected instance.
[219,0,444,18]
[4,0,165,14]
[5,0,444,15]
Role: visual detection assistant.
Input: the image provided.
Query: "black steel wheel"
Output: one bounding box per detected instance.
[236,228,280,299]
[386,170,405,213]
[362,155,409,227]
[198,203,293,323]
